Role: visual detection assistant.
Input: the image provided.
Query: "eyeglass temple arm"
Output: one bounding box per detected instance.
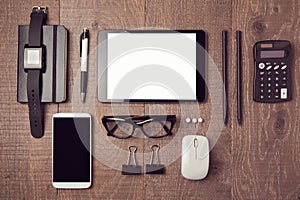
[107,124,119,135]
[103,118,126,134]
[137,118,174,132]
[135,118,153,125]
[153,120,172,134]
[162,122,172,134]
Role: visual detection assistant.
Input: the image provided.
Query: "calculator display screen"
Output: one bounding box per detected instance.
[260,50,285,58]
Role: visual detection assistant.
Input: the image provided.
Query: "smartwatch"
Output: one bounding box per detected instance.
[23,6,47,138]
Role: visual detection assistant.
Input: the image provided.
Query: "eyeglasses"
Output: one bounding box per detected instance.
[102,115,176,139]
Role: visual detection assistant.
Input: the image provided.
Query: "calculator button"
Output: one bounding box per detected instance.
[275,83,279,87]
[267,89,271,93]
[281,62,285,65]
[275,89,279,93]
[275,71,279,75]
[281,65,287,70]
[260,95,264,99]
[258,63,265,69]
[268,95,271,99]
[274,65,280,70]
[266,62,271,65]
[283,71,286,74]
[260,89,264,93]
[281,88,287,99]
[282,83,287,86]
[267,77,271,81]
[268,83,271,87]
[266,66,272,70]
[275,77,279,81]
[283,77,286,81]
[268,71,272,75]
[260,77,264,81]
[260,83,264,87]
[275,95,279,99]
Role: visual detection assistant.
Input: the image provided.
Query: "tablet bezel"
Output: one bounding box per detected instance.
[98,30,206,102]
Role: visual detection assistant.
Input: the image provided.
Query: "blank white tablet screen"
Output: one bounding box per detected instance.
[107,33,196,100]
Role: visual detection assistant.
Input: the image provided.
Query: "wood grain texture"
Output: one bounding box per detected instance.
[232,0,300,199]
[0,1,60,200]
[58,0,146,199]
[0,0,299,199]
[144,0,232,199]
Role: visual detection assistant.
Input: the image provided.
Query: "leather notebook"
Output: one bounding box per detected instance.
[17,25,68,103]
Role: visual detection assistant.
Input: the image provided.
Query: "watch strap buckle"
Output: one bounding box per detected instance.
[32,6,47,14]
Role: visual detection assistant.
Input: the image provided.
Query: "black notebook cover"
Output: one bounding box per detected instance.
[17,25,67,103]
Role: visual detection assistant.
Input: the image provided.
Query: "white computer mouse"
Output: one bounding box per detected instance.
[181,135,209,180]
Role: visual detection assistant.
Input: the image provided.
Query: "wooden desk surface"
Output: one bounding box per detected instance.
[0,0,299,199]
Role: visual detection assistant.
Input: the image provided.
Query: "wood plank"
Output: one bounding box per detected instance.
[1,1,299,199]
[144,0,232,199]
[58,0,146,199]
[0,1,60,200]
[232,0,300,199]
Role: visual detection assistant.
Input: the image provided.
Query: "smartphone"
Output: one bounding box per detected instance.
[52,113,92,189]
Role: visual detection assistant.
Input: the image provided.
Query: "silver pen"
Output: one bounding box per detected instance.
[80,28,89,102]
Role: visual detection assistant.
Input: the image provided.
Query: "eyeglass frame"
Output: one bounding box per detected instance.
[102,115,176,139]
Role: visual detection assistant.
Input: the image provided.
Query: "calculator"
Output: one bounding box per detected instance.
[253,40,292,103]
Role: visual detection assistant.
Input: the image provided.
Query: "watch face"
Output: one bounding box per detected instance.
[27,49,40,64]
[24,47,43,69]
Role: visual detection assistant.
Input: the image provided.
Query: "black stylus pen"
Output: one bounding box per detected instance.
[236,31,242,125]
[80,28,89,102]
[222,31,228,125]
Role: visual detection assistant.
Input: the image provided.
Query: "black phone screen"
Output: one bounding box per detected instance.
[53,117,90,182]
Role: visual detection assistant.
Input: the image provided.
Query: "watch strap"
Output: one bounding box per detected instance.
[28,10,46,46]
[27,6,47,138]
[27,70,43,138]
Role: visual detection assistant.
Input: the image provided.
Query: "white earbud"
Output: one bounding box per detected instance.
[192,118,198,124]
[198,117,203,123]
[185,117,191,123]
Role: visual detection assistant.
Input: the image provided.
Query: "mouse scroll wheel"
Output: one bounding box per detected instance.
[194,138,199,148]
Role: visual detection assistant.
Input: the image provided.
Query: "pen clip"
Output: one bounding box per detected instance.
[80,28,89,57]
[80,33,83,57]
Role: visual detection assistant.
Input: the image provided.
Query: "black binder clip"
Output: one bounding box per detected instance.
[122,146,142,175]
[146,145,165,174]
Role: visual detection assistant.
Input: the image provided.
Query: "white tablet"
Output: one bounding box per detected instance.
[98,30,206,102]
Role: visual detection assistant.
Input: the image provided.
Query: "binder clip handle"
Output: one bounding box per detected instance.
[146,145,165,174]
[127,145,138,165]
[122,145,142,175]
[150,145,160,165]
